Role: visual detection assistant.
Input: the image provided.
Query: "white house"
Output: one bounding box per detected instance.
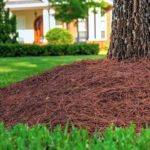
[5,0,113,49]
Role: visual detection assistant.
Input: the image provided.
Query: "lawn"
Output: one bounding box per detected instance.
[0,55,105,88]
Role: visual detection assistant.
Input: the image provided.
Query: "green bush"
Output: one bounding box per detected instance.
[0,43,99,57]
[67,43,99,55]
[46,28,73,44]
[0,123,150,150]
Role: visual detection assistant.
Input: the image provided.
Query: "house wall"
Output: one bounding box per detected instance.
[13,9,42,43]
[12,8,65,44]
[6,0,113,50]
[10,5,112,50]
[106,9,112,48]
[67,21,77,42]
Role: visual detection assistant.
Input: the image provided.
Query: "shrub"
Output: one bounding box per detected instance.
[67,43,99,55]
[46,28,73,44]
[0,123,150,150]
[0,43,99,57]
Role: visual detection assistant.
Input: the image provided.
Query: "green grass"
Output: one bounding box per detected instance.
[0,123,150,150]
[0,55,105,88]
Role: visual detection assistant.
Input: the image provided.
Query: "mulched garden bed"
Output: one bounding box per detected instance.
[0,58,150,133]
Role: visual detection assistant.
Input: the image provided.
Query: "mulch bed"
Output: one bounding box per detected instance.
[0,58,150,133]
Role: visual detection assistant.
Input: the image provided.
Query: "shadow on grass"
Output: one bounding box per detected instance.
[0,55,106,88]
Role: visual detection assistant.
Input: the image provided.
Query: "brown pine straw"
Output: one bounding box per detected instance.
[0,58,150,133]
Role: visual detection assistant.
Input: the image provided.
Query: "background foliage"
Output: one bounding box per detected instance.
[49,0,89,23]
[0,0,18,43]
[49,0,110,23]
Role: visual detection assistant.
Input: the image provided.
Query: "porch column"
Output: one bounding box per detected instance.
[49,9,56,29]
[88,8,101,41]
[43,9,49,43]
[95,8,101,40]
[88,8,95,41]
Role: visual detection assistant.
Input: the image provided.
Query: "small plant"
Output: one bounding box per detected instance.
[104,44,109,51]
[0,123,150,149]
[46,28,73,44]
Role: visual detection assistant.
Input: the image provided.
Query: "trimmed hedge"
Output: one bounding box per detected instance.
[0,123,150,150]
[0,43,99,57]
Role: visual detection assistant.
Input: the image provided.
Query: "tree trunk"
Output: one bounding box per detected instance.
[108,0,150,60]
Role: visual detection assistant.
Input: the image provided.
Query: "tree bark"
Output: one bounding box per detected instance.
[108,0,150,60]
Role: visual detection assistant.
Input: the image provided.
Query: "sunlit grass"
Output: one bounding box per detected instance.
[99,50,108,55]
[0,67,17,73]
[13,62,37,68]
[0,55,105,88]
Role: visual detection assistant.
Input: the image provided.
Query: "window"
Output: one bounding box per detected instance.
[101,31,106,39]
[78,31,87,41]
[78,19,87,32]
[77,19,88,42]
[56,20,62,26]
[17,16,26,29]
[79,31,87,37]
[55,20,63,28]
[100,12,107,40]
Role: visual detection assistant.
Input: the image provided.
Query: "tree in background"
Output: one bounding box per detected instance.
[49,0,88,24]
[0,0,18,43]
[108,0,150,59]
[49,0,109,23]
